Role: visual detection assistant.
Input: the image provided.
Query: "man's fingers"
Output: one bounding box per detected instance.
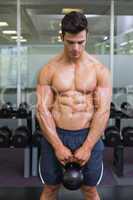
[80,161,86,167]
[60,155,74,166]
[60,160,66,166]
[73,155,86,166]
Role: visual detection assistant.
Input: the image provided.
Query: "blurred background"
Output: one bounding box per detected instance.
[0,0,133,108]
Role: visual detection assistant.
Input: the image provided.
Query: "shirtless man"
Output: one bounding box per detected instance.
[36,11,112,200]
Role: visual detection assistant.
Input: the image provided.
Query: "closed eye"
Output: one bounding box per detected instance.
[78,41,85,44]
[66,40,85,45]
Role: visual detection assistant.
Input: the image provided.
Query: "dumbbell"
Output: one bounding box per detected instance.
[122,127,133,146]
[11,126,31,148]
[121,102,131,110]
[104,126,121,147]
[110,102,122,118]
[110,102,116,116]
[62,162,84,190]
[32,129,42,147]
[1,102,13,116]
[0,126,12,147]
[18,102,29,115]
[35,117,41,130]
[120,102,133,117]
[111,102,116,110]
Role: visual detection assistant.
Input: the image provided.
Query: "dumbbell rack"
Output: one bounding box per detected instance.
[110,110,133,177]
[0,110,32,178]
[31,112,40,177]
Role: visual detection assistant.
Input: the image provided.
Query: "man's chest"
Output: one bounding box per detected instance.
[51,64,97,93]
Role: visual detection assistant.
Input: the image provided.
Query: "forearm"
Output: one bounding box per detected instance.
[83,109,110,150]
[36,110,64,150]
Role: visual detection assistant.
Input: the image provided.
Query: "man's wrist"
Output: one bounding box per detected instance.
[82,140,93,152]
[53,141,64,151]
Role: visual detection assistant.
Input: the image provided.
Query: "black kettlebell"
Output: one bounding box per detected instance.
[62,162,84,190]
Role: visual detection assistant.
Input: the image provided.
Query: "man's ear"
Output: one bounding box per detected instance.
[60,33,64,41]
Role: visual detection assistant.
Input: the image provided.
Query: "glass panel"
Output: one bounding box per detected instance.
[0,0,113,107]
[114,0,133,108]
[0,2,17,105]
[87,15,110,55]
[20,0,111,108]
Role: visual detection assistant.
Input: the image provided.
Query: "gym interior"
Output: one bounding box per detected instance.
[0,0,133,199]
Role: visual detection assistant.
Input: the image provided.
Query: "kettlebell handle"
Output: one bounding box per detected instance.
[64,162,82,170]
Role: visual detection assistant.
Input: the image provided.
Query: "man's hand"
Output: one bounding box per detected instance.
[73,145,91,167]
[55,145,74,166]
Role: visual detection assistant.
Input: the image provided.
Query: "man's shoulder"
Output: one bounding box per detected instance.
[87,54,102,66]
[87,54,108,70]
[41,53,62,72]
[37,53,62,85]
[37,63,54,85]
[86,54,110,80]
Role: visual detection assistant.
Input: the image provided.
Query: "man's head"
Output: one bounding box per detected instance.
[61,12,88,60]
[61,11,88,37]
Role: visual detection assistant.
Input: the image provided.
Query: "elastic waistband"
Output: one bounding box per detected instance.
[56,127,90,135]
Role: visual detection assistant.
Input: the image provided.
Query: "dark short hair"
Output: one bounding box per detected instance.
[61,11,88,36]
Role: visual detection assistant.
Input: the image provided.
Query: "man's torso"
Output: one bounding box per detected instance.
[46,53,101,130]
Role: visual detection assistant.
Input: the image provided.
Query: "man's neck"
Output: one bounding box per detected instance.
[63,51,86,64]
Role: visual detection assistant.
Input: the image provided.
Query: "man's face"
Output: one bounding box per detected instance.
[62,30,87,60]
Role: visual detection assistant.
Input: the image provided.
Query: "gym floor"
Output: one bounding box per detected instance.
[0,147,133,199]
[0,186,133,200]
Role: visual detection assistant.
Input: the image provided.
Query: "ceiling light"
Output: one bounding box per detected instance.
[57,36,62,42]
[2,30,17,34]
[103,36,108,41]
[11,36,23,39]
[129,50,133,53]
[129,40,133,44]
[0,22,8,27]
[62,8,83,14]
[20,39,27,42]
[85,15,100,18]
[120,42,128,46]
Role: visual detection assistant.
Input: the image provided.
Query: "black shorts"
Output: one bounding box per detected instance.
[39,127,104,186]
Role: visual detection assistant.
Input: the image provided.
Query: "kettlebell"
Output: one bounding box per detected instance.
[62,162,84,190]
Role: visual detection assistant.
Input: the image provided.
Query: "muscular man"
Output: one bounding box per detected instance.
[36,11,112,200]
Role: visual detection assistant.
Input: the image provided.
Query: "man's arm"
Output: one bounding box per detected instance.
[83,64,112,150]
[36,84,63,149]
[74,64,112,166]
[36,65,73,165]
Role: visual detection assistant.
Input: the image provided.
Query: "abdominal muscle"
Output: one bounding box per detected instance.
[51,90,95,130]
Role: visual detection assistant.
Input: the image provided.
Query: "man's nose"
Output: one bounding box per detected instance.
[72,43,79,50]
